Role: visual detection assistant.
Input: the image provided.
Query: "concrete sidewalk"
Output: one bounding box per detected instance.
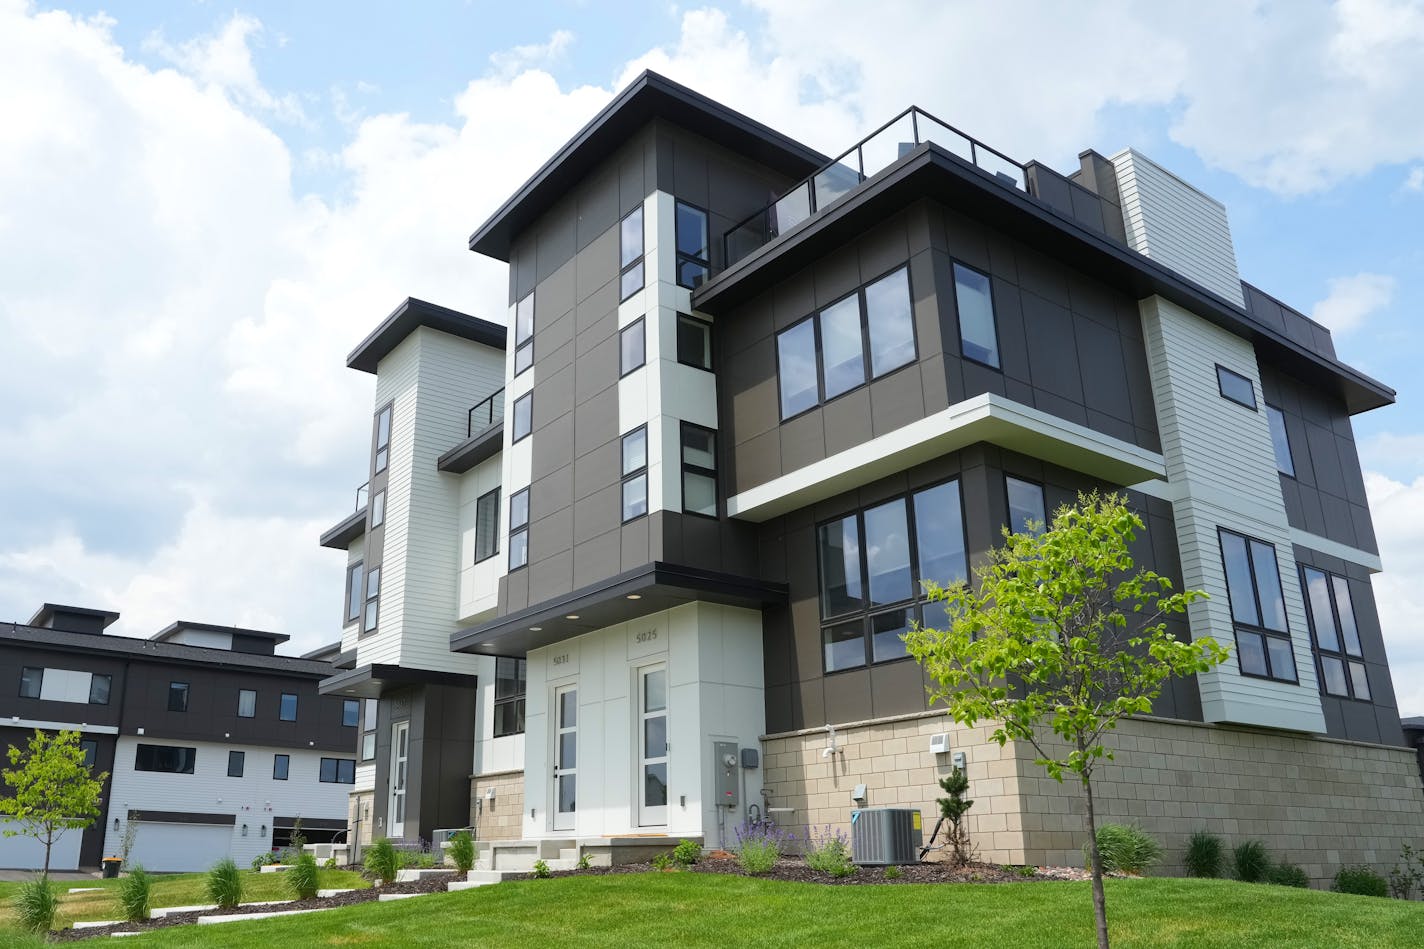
[0,869,100,882]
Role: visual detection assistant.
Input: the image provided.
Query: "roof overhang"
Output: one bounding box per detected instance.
[451,561,788,657]
[347,297,506,375]
[151,621,290,645]
[319,508,367,550]
[436,421,504,474]
[318,663,478,699]
[27,603,120,631]
[468,70,828,262]
[693,142,1394,415]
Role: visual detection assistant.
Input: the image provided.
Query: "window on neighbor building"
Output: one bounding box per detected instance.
[273,754,290,780]
[493,657,527,738]
[1005,476,1047,536]
[675,201,710,289]
[620,318,645,377]
[475,488,501,563]
[514,291,534,376]
[342,698,360,727]
[1302,567,1371,701]
[621,425,648,522]
[135,743,196,775]
[89,673,111,705]
[681,423,718,518]
[346,561,364,625]
[1218,529,1296,683]
[79,739,98,771]
[370,490,385,529]
[374,404,393,474]
[167,681,189,713]
[511,392,533,443]
[319,758,356,784]
[1266,404,1295,477]
[620,206,644,301]
[953,262,1000,369]
[508,488,530,570]
[279,692,298,722]
[238,689,256,718]
[18,667,42,699]
[818,479,968,671]
[364,567,381,633]
[677,314,713,371]
[1216,366,1257,410]
[227,750,245,778]
[361,699,377,761]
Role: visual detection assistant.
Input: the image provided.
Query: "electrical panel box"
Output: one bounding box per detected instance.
[714,741,738,809]
[740,747,759,769]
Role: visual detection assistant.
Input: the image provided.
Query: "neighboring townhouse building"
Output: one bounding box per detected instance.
[0,605,357,872]
[318,71,1424,880]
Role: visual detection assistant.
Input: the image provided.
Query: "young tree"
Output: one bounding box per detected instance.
[935,767,975,867]
[0,729,108,877]
[905,492,1227,949]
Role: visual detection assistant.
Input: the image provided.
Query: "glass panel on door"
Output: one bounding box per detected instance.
[553,686,577,831]
[639,665,668,826]
[389,721,409,838]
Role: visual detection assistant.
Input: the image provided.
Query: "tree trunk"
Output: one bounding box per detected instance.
[1083,774,1110,949]
[43,826,52,879]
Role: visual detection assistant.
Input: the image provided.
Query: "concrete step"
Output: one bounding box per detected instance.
[377,892,424,902]
[394,868,456,883]
[465,869,523,883]
[197,907,334,924]
[317,888,356,898]
[446,880,495,891]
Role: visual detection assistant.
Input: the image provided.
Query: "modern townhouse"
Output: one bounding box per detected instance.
[318,71,1424,880]
[1,604,356,872]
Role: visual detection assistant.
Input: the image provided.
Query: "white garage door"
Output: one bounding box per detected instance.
[130,822,233,873]
[0,819,82,870]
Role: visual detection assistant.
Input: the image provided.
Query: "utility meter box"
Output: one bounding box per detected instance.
[714,740,738,809]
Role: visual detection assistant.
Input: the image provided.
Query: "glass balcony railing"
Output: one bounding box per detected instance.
[467,387,505,437]
[723,107,1028,268]
[355,482,370,512]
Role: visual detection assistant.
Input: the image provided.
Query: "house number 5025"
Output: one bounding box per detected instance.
[635,630,658,644]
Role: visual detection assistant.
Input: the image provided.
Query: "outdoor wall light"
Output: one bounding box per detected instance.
[242,824,248,837]
[260,824,266,836]
[564,614,580,620]
[626,594,641,600]
[113,818,120,832]
[529,626,542,632]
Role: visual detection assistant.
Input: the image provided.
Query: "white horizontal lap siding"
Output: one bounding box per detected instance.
[0,819,82,870]
[1141,297,1324,732]
[458,453,505,622]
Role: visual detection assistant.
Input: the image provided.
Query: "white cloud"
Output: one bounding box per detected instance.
[143,13,307,124]
[488,29,575,79]
[1311,272,1397,333]
[1406,166,1424,191]
[1364,471,1424,716]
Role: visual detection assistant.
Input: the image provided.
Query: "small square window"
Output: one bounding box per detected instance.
[273,754,290,780]
[676,314,713,370]
[237,689,256,718]
[342,698,360,727]
[227,750,245,778]
[1216,366,1257,409]
[512,393,533,443]
[279,693,298,722]
[620,319,646,377]
[168,682,189,713]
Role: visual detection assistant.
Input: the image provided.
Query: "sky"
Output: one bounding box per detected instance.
[0,0,1422,711]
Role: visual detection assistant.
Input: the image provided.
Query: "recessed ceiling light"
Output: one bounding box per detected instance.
[565,614,580,620]
[529,626,542,632]
[626,594,642,600]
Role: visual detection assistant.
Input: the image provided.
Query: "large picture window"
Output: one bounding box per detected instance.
[320,758,356,784]
[1218,529,1296,682]
[620,207,644,301]
[475,488,501,563]
[135,743,196,774]
[675,201,709,289]
[493,657,527,738]
[952,262,1000,368]
[817,479,968,671]
[514,291,534,376]
[1301,567,1370,701]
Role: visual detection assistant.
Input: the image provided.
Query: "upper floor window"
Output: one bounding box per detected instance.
[1216,366,1257,410]
[493,657,527,738]
[319,758,356,784]
[273,754,290,780]
[374,404,393,474]
[620,318,645,377]
[346,561,364,625]
[1218,529,1296,682]
[168,681,189,713]
[342,698,360,727]
[238,689,256,718]
[1005,476,1047,535]
[620,207,644,301]
[818,479,967,672]
[952,262,1000,369]
[80,739,98,771]
[677,314,713,371]
[19,667,42,698]
[681,423,717,518]
[227,750,245,778]
[135,743,195,774]
[775,266,916,420]
[279,692,298,722]
[511,392,533,443]
[89,674,111,705]
[371,490,386,529]
[514,291,534,376]
[675,201,709,289]
[475,488,501,563]
[1265,405,1295,477]
[1301,567,1370,701]
[361,699,378,761]
[621,426,649,522]
[509,488,530,570]
[364,566,381,633]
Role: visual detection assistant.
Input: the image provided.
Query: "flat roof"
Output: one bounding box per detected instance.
[347,297,506,374]
[150,620,291,644]
[468,70,828,262]
[2,622,332,676]
[319,507,367,550]
[27,603,120,629]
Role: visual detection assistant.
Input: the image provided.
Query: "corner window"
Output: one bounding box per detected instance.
[864,267,916,376]
[1218,529,1296,682]
[675,201,710,289]
[1302,567,1370,701]
[817,479,967,671]
[676,314,713,370]
[374,404,393,474]
[19,667,42,699]
[370,490,385,529]
[621,426,649,522]
[134,744,195,775]
[511,392,533,443]
[273,754,290,780]
[89,674,111,706]
[361,699,378,761]
[1005,476,1047,536]
[79,739,97,771]
[620,206,644,301]
[953,262,1000,369]
[493,657,527,738]
[475,488,501,563]
[1266,405,1295,477]
[342,698,360,727]
[1216,366,1257,410]
[620,318,645,377]
[237,689,256,718]
[680,423,718,518]
[508,488,530,570]
[346,561,364,625]
[514,292,534,376]
[279,692,298,722]
[227,750,245,778]
[168,682,189,713]
[364,566,381,633]
[320,758,356,784]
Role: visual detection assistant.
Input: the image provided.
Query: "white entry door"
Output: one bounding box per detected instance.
[389,721,409,839]
[552,686,578,832]
[638,664,668,827]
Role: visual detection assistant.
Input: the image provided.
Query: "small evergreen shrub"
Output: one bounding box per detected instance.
[1232,841,1270,883]
[206,858,244,909]
[448,831,476,874]
[1332,865,1388,898]
[14,877,59,934]
[117,864,153,922]
[1184,830,1225,879]
[364,837,398,884]
[1268,862,1309,888]
[287,852,319,901]
[803,825,854,878]
[732,821,793,876]
[531,859,552,879]
[1088,823,1161,875]
[672,839,702,867]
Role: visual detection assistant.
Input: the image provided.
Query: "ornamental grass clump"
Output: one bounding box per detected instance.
[364,837,398,884]
[1232,841,1270,884]
[733,821,794,875]
[448,830,476,874]
[206,858,244,910]
[117,864,153,922]
[1184,830,1225,879]
[1088,823,1161,875]
[14,876,59,934]
[287,851,319,901]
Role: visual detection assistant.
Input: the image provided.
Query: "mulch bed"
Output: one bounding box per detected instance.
[540,855,1095,886]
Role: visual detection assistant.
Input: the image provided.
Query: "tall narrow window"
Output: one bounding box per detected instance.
[511,392,533,443]
[776,317,819,418]
[680,423,718,518]
[1302,567,1370,701]
[89,674,111,705]
[1216,366,1257,409]
[864,267,916,376]
[675,201,710,289]
[493,657,527,738]
[620,318,645,377]
[346,561,364,624]
[508,488,530,570]
[1218,529,1296,682]
[1266,405,1295,477]
[370,490,385,528]
[621,426,649,522]
[820,295,866,400]
[1005,476,1047,535]
[475,488,501,562]
[279,692,298,722]
[168,682,189,713]
[514,292,534,376]
[620,206,644,301]
[374,404,392,474]
[18,667,42,698]
[80,739,98,770]
[342,698,360,727]
[364,566,381,633]
[361,699,378,761]
[273,754,290,780]
[676,314,713,370]
[953,262,1000,368]
[227,751,245,778]
[237,689,256,718]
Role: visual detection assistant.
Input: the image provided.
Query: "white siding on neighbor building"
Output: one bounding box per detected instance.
[1140,295,1325,733]
[101,737,351,871]
[1111,149,1244,306]
[457,453,505,623]
[0,818,83,870]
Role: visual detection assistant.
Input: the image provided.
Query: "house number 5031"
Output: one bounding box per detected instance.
[635,630,658,644]
[552,654,570,666]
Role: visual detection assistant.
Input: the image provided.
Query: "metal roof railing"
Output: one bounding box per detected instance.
[467,387,506,437]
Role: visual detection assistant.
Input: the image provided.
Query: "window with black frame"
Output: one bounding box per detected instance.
[374,404,392,474]
[676,314,713,370]
[818,479,968,672]
[79,739,98,771]
[514,291,534,376]
[681,423,717,517]
[1265,404,1295,477]
[168,681,189,713]
[508,488,530,570]
[621,426,648,522]
[364,566,381,633]
[1217,529,1297,682]
[511,392,533,443]
[1005,476,1047,535]
[620,318,645,377]
[675,201,709,289]
[952,262,1000,369]
[1301,566,1371,701]
[361,699,377,761]
[475,488,501,563]
[619,206,644,300]
[493,657,527,737]
[18,667,42,698]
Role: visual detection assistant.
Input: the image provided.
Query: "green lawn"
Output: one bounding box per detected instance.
[4,872,1420,948]
[0,867,367,927]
